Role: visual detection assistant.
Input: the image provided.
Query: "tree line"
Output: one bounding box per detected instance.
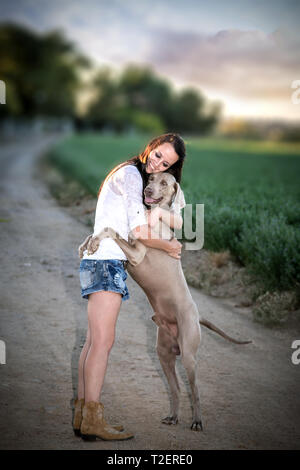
[0,23,221,135]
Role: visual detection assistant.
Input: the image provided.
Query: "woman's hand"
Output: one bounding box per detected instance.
[165,237,182,259]
[146,207,161,228]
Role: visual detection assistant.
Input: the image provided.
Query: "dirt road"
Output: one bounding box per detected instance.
[0,135,299,450]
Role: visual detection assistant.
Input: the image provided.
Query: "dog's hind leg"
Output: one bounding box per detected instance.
[156,326,180,425]
[179,316,203,431]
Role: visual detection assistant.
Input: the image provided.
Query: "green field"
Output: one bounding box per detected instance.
[48,133,300,292]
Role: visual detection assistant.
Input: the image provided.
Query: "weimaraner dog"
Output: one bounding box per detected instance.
[79,172,251,431]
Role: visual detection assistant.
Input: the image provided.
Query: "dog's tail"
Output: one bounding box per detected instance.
[199,319,252,345]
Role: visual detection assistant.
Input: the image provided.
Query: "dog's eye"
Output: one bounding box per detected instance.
[161,180,167,186]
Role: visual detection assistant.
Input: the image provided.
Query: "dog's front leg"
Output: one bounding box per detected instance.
[87,227,147,266]
[85,227,114,255]
[78,234,93,259]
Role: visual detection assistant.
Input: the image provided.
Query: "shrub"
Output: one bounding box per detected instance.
[237,213,300,290]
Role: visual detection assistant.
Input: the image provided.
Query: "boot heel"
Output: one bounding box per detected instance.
[81,434,97,441]
[74,429,81,437]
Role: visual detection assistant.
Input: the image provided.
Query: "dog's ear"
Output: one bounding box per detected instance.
[171,182,186,211]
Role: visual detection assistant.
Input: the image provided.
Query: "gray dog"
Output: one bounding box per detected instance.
[79,172,251,431]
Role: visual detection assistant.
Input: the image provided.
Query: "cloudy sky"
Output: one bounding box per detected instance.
[1,0,300,120]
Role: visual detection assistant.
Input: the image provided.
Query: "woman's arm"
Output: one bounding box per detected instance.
[147,207,183,230]
[161,209,183,229]
[131,224,182,259]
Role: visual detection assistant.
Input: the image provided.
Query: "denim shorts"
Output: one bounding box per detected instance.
[79,259,130,301]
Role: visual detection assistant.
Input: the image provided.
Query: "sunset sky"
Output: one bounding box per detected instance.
[1,0,300,121]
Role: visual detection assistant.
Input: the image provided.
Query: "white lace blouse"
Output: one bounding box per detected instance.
[82,164,148,260]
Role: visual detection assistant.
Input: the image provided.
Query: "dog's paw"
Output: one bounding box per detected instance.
[78,246,84,259]
[191,419,203,431]
[161,416,178,425]
[78,235,92,259]
[87,236,100,255]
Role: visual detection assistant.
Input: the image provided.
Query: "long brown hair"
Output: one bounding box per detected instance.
[97,133,186,199]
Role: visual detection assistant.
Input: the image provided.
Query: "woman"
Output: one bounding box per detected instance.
[74,133,186,441]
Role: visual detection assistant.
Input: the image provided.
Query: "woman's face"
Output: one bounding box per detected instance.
[145,142,179,174]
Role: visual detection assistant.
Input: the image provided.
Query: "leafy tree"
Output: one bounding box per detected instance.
[119,64,174,122]
[0,23,90,118]
[86,64,221,134]
[86,67,124,130]
[169,87,221,134]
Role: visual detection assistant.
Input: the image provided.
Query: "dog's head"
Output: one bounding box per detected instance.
[144,172,185,210]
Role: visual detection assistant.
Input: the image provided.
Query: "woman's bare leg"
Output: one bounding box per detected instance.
[77,326,91,400]
[83,291,122,403]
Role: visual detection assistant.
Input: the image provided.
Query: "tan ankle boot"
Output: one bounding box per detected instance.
[73,398,124,436]
[73,398,85,436]
[80,401,134,441]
